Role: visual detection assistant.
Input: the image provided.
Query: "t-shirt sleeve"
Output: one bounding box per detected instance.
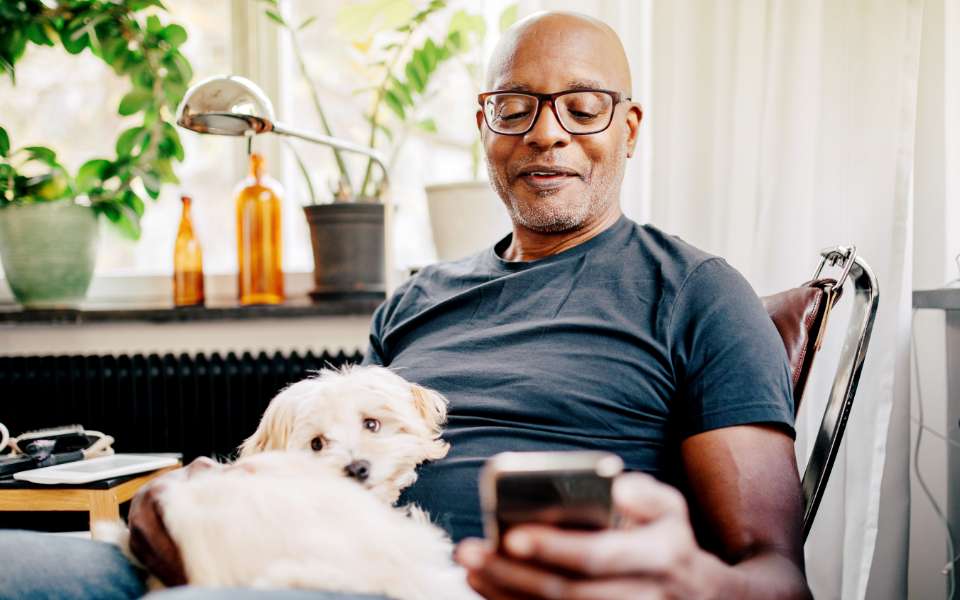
[361,299,390,366]
[668,258,795,439]
[361,278,415,367]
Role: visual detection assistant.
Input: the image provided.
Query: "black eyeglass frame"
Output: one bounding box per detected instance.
[477,88,632,136]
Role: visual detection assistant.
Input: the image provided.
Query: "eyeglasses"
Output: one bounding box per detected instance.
[478,89,631,136]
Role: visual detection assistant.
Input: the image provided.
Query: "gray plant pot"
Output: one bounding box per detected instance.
[0,199,99,309]
[303,203,385,300]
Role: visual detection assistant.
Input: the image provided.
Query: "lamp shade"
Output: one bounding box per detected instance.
[177,75,277,136]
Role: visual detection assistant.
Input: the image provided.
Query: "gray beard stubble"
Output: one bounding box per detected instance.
[487,141,627,234]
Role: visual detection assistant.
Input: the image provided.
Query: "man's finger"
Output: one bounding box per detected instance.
[613,473,688,524]
[506,518,693,577]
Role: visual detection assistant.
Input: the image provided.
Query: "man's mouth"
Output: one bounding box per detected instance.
[515,165,582,190]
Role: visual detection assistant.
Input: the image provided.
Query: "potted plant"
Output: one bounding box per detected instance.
[0,0,191,308]
[422,4,518,261]
[259,0,491,296]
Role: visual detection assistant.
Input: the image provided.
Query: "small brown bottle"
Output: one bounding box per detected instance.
[235,152,284,305]
[173,195,205,307]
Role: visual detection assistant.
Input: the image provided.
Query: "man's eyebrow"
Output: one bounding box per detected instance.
[493,80,609,92]
[566,79,606,90]
[496,81,533,92]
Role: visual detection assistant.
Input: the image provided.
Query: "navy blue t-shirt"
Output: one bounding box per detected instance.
[363,215,794,542]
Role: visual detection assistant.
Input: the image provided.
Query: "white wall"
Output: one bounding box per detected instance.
[908,0,960,597]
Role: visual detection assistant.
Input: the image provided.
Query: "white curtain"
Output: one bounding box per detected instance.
[642,2,922,598]
[528,0,923,597]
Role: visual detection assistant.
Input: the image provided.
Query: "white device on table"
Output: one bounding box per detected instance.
[13,453,179,484]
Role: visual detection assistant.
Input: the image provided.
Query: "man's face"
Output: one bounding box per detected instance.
[477,20,641,234]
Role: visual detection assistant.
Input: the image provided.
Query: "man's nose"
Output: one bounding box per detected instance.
[344,459,371,482]
[524,101,570,149]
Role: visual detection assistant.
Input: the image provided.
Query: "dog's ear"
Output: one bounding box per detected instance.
[238,386,301,457]
[410,384,448,435]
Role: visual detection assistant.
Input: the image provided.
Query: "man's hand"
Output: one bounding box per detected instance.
[456,473,724,600]
[127,456,219,586]
[456,426,811,600]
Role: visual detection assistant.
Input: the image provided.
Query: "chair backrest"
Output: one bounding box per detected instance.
[760,246,879,541]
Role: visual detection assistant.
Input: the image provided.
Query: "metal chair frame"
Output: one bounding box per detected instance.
[798,246,879,541]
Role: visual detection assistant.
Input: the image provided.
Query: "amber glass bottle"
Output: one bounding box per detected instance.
[235,152,284,305]
[173,195,205,307]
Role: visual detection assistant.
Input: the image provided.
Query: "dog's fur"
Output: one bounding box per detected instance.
[108,366,478,599]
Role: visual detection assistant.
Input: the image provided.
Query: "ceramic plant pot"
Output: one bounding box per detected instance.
[303,202,385,300]
[425,180,512,261]
[0,199,99,309]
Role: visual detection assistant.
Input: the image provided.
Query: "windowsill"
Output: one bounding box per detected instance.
[0,294,383,325]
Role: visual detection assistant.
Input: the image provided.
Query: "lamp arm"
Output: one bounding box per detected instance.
[271,123,390,186]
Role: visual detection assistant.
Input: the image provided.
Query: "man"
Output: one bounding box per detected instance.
[366,12,811,600]
[0,11,810,600]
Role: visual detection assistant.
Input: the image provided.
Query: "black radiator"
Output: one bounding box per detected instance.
[0,350,364,463]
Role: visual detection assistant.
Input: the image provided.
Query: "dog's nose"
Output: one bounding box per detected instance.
[344,460,371,482]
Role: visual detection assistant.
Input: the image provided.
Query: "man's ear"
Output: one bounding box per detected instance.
[410,384,449,436]
[625,102,643,158]
[476,109,484,133]
[238,386,301,457]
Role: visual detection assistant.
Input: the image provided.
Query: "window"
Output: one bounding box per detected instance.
[0,0,515,290]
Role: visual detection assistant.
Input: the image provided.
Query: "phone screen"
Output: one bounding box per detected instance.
[495,470,614,536]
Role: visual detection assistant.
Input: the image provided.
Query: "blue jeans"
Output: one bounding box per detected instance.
[0,530,387,600]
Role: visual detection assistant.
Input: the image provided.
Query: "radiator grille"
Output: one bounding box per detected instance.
[0,350,364,463]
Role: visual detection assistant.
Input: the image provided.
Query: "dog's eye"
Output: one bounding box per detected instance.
[310,436,324,451]
[362,418,381,433]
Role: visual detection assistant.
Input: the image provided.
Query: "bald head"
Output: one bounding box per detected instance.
[486,11,632,96]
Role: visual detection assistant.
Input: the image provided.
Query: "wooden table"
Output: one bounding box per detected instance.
[0,464,180,538]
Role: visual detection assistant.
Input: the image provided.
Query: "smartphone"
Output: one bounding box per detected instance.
[480,451,624,548]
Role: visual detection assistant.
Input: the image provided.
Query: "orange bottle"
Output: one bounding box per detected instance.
[235,152,284,305]
[173,195,205,307]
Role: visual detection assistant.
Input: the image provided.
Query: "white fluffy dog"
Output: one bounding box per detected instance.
[132,366,479,599]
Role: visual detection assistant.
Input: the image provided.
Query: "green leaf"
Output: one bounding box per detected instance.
[405,60,425,93]
[298,16,318,31]
[0,55,15,84]
[161,24,187,47]
[416,118,437,133]
[23,146,57,166]
[168,52,193,84]
[265,10,286,27]
[162,78,187,108]
[159,122,184,161]
[102,37,128,64]
[116,126,149,157]
[76,159,112,193]
[146,15,163,35]
[126,0,166,10]
[0,127,8,157]
[383,89,405,120]
[59,26,88,54]
[118,89,152,116]
[390,77,413,106]
[132,63,154,89]
[446,30,463,52]
[122,188,146,216]
[422,38,438,72]
[25,23,53,46]
[97,201,141,240]
[499,4,519,33]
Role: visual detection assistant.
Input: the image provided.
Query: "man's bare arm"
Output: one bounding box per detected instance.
[456,423,811,600]
[680,424,811,599]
